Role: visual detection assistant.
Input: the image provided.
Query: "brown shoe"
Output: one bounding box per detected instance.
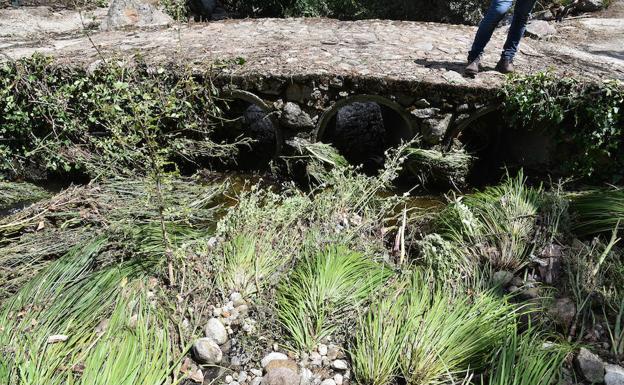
[495,57,515,74]
[464,56,481,77]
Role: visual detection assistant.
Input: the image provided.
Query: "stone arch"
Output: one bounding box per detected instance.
[220,89,283,166]
[314,94,416,170]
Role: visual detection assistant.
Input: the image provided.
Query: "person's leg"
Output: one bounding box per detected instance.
[468,0,514,61]
[501,0,538,60]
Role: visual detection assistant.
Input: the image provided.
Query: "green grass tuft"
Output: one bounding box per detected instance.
[571,189,624,236]
[277,246,391,351]
[484,328,571,385]
[437,171,546,270]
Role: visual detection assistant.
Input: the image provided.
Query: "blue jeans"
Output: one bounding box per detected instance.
[468,0,537,62]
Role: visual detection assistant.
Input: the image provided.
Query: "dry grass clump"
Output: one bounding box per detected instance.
[0,181,51,211]
[404,146,473,188]
[435,171,556,270]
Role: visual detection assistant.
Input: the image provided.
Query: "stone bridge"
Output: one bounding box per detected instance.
[1,4,623,167]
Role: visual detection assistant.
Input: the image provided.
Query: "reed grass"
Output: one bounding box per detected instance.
[571,189,624,236]
[484,328,571,385]
[351,270,518,385]
[437,171,545,270]
[0,181,51,210]
[277,246,391,351]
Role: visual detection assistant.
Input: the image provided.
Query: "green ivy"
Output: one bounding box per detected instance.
[503,72,624,180]
[0,55,234,180]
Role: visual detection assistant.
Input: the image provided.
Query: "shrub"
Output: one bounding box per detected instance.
[0,55,242,180]
[503,73,624,180]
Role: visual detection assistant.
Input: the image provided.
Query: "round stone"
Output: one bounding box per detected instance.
[205,318,228,345]
[332,360,348,370]
[261,352,288,368]
[192,338,223,364]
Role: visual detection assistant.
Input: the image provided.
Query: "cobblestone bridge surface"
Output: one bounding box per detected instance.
[1,4,623,161]
[1,4,623,91]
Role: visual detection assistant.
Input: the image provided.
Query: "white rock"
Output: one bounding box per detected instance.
[318,344,328,356]
[225,375,234,383]
[251,378,263,385]
[300,368,313,385]
[334,374,343,385]
[310,352,322,366]
[47,334,69,344]
[606,365,624,385]
[251,369,263,377]
[192,338,223,364]
[231,382,240,385]
[239,371,249,383]
[320,379,336,385]
[261,352,288,368]
[332,360,348,371]
[213,307,223,317]
[230,292,246,307]
[205,318,228,345]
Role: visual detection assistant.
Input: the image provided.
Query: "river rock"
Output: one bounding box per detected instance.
[327,344,340,360]
[332,360,348,370]
[525,20,557,39]
[320,379,336,385]
[606,365,624,385]
[300,368,313,385]
[281,102,315,131]
[578,0,605,12]
[421,113,452,144]
[550,297,576,328]
[318,344,328,356]
[205,318,228,345]
[101,0,173,30]
[575,348,605,383]
[334,374,343,385]
[262,359,299,385]
[492,270,514,287]
[192,337,222,364]
[261,352,289,368]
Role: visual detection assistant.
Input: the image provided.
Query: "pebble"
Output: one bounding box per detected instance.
[251,378,262,385]
[225,375,234,383]
[320,379,336,385]
[310,351,322,366]
[334,374,343,385]
[318,344,328,356]
[238,371,248,383]
[231,382,240,385]
[192,338,223,364]
[332,360,348,370]
[606,364,624,385]
[327,345,340,360]
[300,368,313,385]
[230,292,246,306]
[205,318,228,345]
[261,352,288,368]
[47,334,69,344]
